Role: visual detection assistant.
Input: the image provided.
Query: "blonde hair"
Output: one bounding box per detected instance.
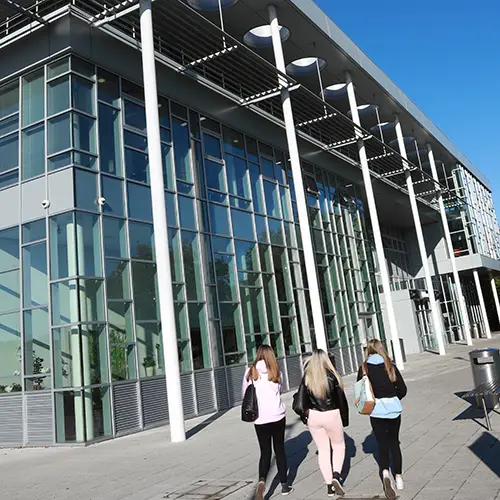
[304,349,344,399]
[365,339,396,382]
[246,345,280,383]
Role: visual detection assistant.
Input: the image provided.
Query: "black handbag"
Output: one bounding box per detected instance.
[292,378,310,424]
[241,381,259,423]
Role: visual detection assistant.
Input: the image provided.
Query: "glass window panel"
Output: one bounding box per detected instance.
[212,236,232,254]
[23,219,45,244]
[240,287,266,335]
[200,116,220,134]
[222,126,245,157]
[73,112,96,154]
[261,157,275,180]
[0,82,19,120]
[168,228,183,283]
[48,58,69,79]
[80,325,108,385]
[158,96,170,128]
[280,186,292,221]
[189,303,210,370]
[75,169,98,212]
[122,80,144,101]
[205,159,226,192]
[97,68,119,106]
[76,212,102,277]
[22,70,44,126]
[268,218,284,246]
[136,322,164,377]
[103,217,127,258]
[49,213,73,280]
[264,181,280,218]
[22,123,45,180]
[249,162,264,213]
[98,104,122,176]
[124,100,146,132]
[74,151,97,170]
[173,118,192,182]
[0,133,18,173]
[0,226,19,273]
[178,195,196,230]
[125,148,149,183]
[0,114,18,137]
[101,175,124,216]
[48,151,72,172]
[71,57,94,79]
[124,130,147,152]
[0,269,20,313]
[48,113,71,155]
[24,307,50,377]
[48,76,70,116]
[203,133,222,159]
[54,390,83,441]
[0,311,21,384]
[226,154,249,198]
[72,76,94,115]
[232,209,254,241]
[51,279,78,325]
[23,242,48,308]
[245,136,258,163]
[52,327,78,389]
[105,259,130,300]
[86,386,113,439]
[171,101,187,119]
[162,142,175,190]
[209,203,230,236]
[220,303,243,357]
[275,150,288,185]
[129,221,154,260]
[255,215,268,243]
[108,302,136,381]
[235,240,259,271]
[215,254,238,302]
[132,262,158,321]
[181,230,203,301]
[0,170,17,189]
[79,280,105,323]
[165,191,178,227]
[127,182,152,221]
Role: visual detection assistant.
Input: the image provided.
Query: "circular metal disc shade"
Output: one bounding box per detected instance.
[370,121,395,134]
[187,0,239,11]
[323,83,348,100]
[286,57,326,77]
[243,25,290,49]
[389,137,415,149]
[347,103,379,117]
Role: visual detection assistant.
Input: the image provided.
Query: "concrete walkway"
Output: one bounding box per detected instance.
[1,337,499,500]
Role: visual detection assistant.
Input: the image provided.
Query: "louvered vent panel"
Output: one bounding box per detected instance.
[181,374,196,417]
[286,355,303,389]
[113,382,140,435]
[141,378,168,427]
[26,392,53,446]
[0,394,23,446]
[195,371,216,415]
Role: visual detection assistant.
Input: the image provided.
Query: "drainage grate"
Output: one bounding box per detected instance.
[164,480,253,499]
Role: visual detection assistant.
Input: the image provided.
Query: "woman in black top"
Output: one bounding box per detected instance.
[357,340,407,500]
[293,349,349,497]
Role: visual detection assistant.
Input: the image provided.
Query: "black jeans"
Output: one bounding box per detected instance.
[254,417,287,484]
[370,416,402,475]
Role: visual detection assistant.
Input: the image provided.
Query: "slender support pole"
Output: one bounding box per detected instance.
[268,5,328,351]
[140,0,185,443]
[473,270,492,339]
[427,145,472,346]
[345,72,404,370]
[490,273,500,327]
[394,116,446,355]
[481,395,492,431]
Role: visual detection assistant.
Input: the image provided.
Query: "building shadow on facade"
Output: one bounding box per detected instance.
[469,432,500,478]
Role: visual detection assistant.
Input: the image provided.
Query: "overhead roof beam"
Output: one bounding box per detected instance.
[0,0,48,25]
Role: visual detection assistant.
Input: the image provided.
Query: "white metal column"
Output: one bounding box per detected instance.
[140,0,185,443]
[427,145,472,346]
[268,5,327,351]
[345,72,404,370]
[394,117,446,355]
[490,274,500,327]
[473,270,492,339]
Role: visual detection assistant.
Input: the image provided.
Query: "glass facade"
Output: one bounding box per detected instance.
[0,55,385,443]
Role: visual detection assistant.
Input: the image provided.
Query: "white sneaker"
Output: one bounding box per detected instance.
[395,475,404,490]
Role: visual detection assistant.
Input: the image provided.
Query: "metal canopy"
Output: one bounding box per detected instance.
[0,0,467,212]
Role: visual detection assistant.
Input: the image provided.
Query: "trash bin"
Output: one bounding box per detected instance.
[469,348,500,409]
[471,323,479,339]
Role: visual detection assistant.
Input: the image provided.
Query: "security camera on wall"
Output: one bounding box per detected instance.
[41,200,50,209]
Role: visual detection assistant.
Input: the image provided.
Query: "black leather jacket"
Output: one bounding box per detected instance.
[307,373,344,412]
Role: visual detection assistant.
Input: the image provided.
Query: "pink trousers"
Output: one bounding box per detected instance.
[308,409,345,483]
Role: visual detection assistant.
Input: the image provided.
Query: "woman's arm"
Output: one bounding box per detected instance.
[394,366,407,400]
[242,368,250,398]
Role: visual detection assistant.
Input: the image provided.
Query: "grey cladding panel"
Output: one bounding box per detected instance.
[214,368,229,410]
[226,365,246,406]
[113,382,140,435]
[48,168,74,215]
[195,371,216,415]
[141,378,169,427]
[181,373,196,417]
[22,177,47,223]
[286,355,303,389]
[0,394,23,446]
[0,186,20,230]
[26,392,53,446]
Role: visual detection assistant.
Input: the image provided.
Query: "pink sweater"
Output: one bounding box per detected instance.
[242,361,286,425]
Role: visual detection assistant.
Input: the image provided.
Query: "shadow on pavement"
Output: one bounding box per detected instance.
[469,432,500,478]
[186,409,231,439]
[453,391,491,430]
[341,433,357,480]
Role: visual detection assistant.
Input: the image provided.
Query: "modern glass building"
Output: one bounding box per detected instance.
[0,0,498,446]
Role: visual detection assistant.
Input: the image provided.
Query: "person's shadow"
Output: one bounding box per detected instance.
[265,429,312,499]
[341,433,357,481]
[362,431,382,477]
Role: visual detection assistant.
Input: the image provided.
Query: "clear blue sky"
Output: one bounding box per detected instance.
[314,0,500,213]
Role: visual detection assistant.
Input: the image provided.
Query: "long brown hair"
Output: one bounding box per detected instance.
[304,349,344,399]
[365,339,396,382]
[246,345,280,383]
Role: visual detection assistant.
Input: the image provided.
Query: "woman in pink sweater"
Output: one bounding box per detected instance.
[242,345,293,499]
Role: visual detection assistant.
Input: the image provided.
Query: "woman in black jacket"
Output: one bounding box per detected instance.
[357,339,407,500]
[293,349,349,497]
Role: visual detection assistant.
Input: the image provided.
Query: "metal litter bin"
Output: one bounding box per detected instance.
[469,348,500,408]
